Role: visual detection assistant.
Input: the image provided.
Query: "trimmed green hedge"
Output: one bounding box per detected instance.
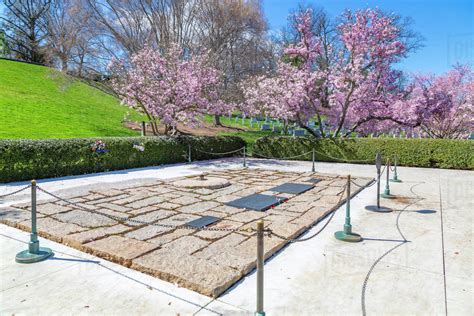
[0,136,245,182]
[253,136,474,170]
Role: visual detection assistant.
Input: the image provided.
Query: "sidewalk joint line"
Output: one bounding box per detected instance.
[439,178,448,315]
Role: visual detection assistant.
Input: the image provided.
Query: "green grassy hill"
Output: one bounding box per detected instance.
[0,59,144,139]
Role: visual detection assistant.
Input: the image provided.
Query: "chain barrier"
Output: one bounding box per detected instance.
[36,186,255,234]
[268,184,347,242]
[5,149,382,242]
[313,150,373,163]
[0,185,31,199]
[351,179,376,189]
[35,176,373,242]
[190,146,400,171]
[251,149,372,164]
[2,181,353,240]
[193,146,245,156]
[251,150,313,160]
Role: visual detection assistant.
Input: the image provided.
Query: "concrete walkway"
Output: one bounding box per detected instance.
[1,158,472,315]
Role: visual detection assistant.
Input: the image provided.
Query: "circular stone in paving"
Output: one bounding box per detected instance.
[173,176,230,189]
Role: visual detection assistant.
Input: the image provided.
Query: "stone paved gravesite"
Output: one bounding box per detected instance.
[0,169,372,297]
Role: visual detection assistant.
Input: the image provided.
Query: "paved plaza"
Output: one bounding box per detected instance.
[0,158,472,315]
[0,168,371,297]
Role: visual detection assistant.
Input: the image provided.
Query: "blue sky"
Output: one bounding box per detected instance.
[263,0,473,75]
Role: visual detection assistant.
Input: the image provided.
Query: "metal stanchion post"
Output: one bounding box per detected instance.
[255,220,265,316]
[376,152,382,208]
[188,144,192,163]
[243,147,247,168]
[16,180,53,263]
[335,175,362,242]
[312,148,315,172]
[390,155,402,182]
[381,159,395,199]
[365,152,392,213]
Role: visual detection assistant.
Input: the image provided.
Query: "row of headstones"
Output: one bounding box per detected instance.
[231,116,354,137]
[229,115,312,136]
[230,114,277,127]
[228,115,474,139]
[370,132,427,138]
[231,114,348,137]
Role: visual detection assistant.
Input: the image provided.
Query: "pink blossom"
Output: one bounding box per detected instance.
[109,45,234,133]
[402,65,474,138]
[243,8,410,137]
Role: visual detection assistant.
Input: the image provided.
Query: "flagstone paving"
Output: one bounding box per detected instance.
[0,169,372,297]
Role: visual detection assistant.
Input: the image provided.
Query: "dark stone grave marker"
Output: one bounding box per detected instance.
[269,183,313,195]
[186,216,221,228]
[226,194,288,212]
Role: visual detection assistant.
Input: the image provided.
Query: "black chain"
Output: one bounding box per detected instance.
[268,184,347,242]
[0,185,31,199]
[193,146,245,155]
[380,165,387,176]
[314,150,373,163]
[351,179,376,189]
[251,150,313,160]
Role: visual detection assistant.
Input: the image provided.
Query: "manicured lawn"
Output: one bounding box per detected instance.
[219,130,273,150]
[202,115,274,149]
[0,59,282,144]
[0,59,145,139]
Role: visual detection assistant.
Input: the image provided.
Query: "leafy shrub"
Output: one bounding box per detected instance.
[253,136,473,170]
[0,136,245,182]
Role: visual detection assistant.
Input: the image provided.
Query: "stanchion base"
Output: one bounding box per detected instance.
[334,231,362,242]
[365,205,393,213]
[16,247,53,264]
[390,179,402,183]
[255,312,265,316]
[381,193,395,199]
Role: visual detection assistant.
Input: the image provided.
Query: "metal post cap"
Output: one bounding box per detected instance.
[31,179,37,186]
[375,152,382,170]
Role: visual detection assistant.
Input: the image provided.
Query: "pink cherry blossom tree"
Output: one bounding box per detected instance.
[242,8,418,137]
[109,45,233,135]
[327,9,409,136]
[404,65,473,139]
[241,61,320,128]
[241,10,323,134]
